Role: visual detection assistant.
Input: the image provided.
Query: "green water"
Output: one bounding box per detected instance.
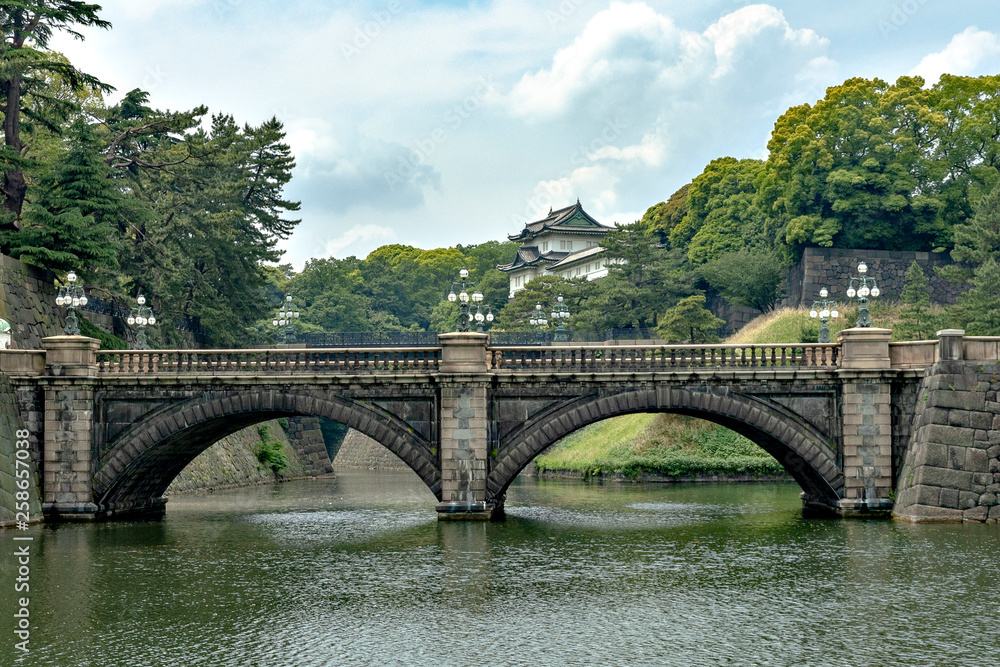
[2,471,999,666]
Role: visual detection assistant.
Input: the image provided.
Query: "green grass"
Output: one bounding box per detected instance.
[533,413,785,478]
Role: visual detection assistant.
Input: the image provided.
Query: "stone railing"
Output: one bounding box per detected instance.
[0,349,46,376]
[963,336,1000,361]
[888,340,938,369]
[95,348,442,375]
[488,343,841,372]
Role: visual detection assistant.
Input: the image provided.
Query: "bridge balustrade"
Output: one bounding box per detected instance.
[488,343,841,372]
[95,348,442,375]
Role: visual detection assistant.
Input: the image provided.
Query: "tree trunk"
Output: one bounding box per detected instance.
[2,72,25,224]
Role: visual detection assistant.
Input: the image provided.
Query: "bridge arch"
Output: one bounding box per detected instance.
[488,387,843,504]
[94,388,440,515]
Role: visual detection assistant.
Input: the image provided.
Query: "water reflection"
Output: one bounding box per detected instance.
[2,471,998,666]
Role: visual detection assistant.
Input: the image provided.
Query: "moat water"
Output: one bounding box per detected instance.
[3,471,999,666]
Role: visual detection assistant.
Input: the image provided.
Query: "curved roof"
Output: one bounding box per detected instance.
[0,318,10,333]
[507,201,612,243]
[497,246,570,273]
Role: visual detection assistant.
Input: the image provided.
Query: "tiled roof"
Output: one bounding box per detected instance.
[497,246,569,272]
[547,245,605,270]
[508,201,613,242]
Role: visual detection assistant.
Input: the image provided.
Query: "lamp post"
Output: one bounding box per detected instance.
[447,268,482,333]
[473,303,494,333]
[550,293,571,342]
[55,270,87,335]
[846,261,880,328]
[808,288,838,343]
[272,294,300,344]
[529,303,548,343]
[127,294,157,350]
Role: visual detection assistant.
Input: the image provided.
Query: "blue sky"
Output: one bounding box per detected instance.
[54,1,1000,268]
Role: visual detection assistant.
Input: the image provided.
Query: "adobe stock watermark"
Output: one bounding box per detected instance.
[546,0,589,29]
[342,0,404,62]
[510,116,627,225]
[384,75,499,191]
[141,64,166,93]
[10,427,34,654]
[877,0,930,38]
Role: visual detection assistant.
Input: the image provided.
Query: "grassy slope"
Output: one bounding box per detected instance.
[534,305,928,478]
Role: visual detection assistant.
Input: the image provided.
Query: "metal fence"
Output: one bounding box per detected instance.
[296,329,665,348]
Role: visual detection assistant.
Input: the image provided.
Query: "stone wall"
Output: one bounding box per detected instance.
[166,418,333,494]
[333,429,410,470]
[893,360,1000,522]
[0,253,64,349]
[788,247,962,308]
[285,416,335,476]
[0,375,42,526]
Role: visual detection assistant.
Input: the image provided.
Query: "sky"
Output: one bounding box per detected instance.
[52,0,1000,269]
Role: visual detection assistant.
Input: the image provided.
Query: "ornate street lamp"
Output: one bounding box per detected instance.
[55,270,87,335]
[473,303,494,333]
[529,303,548,343]
[846,261,880,328]
[447,268,482,333]
[808,288,839,343]
[550,293,571,342]
[272,294,300,344]
[127,294,157,350]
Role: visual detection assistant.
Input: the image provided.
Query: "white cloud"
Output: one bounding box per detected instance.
[909,26,1000,85]
[707,4,827,78]
[506,2,828,121]
[324,224,397,259]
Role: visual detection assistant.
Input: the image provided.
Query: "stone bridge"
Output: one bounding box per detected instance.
[3,328,999,523]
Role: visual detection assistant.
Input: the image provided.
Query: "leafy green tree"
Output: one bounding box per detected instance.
[897,261,934,340]
[361,245,466,329]
[756,76,948,252]
[656,294,724,343]
[640,183,688,245]
[699,249,787,313]
[0,1,112,224]
[1,118,121,275]
[680,157,766,263]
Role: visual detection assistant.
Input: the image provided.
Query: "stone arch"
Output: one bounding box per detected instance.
[94,388,439,515]
[488,387,843,503]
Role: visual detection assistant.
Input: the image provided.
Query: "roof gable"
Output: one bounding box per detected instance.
[508,201,612,242]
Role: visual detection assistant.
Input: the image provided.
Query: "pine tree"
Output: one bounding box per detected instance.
[952,257,1000,335]
[2,119,122,275]
[898,261,932,340]
[0,2,112,225]
[656,294,725,343]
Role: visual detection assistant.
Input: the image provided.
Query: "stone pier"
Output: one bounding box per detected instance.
[435,333,495,520]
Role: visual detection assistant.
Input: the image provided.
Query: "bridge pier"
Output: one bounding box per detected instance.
[39,336,103,521]
[435,333,500,521]
[833,328,895,517]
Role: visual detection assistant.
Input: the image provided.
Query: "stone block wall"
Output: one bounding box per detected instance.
[788,247,962,308]
[0,376,42,526]
[167,419,318,494]
[893,361,1000,522]
[284,416,334,475]
[0,253,64,349]
[333,429,410,470]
